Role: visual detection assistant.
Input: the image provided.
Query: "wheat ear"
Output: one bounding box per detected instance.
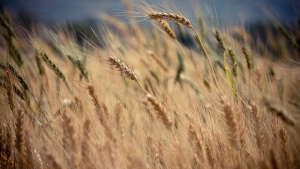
[146,94,172,130]
[155,19,176,39]
[148,12,219,90]
[148,12,191,28]
[107,56,147,93]
[40,52,71,92]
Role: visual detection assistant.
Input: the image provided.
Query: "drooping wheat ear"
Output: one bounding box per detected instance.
[107,56,146,93]
[0,80,28,105]
[8,64,30,92]
[215,30,226,52]
[220,96,239,150]
[155,19,176,39]
[35,52,45,75]
[224,52,236,97]
[242,47,252,71]
[1,15,23,67]
[107,56,137,81]
[147,12,191,28]
[40,52,71,92]
[0,14,15,37]
[147,50,169,72]
[67,55,89,81]
[228,49,237,77]
[86,84,115,142]
[250,103,265,152]
[146,94,172,130]
[87,84,101,120]
[148,12,219,90]
[262,97,295,126]
[277,25,300,53]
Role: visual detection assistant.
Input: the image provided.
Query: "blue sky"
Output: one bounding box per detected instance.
[2,0,298,25]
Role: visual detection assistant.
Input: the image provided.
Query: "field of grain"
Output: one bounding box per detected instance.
[0,1,300,169]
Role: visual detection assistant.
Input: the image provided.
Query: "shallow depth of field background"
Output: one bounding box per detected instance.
[0,0,299,169]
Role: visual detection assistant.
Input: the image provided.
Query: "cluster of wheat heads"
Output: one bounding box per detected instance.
[1,1,300,169]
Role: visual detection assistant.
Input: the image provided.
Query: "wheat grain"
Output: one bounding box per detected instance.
[107,56,137,81]
[147,12,192,28]
[155,19,176,39]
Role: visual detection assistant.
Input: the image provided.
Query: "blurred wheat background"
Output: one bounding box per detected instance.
[0,0,300,169]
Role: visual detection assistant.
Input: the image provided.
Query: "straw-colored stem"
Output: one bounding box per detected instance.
[192,27,219,90]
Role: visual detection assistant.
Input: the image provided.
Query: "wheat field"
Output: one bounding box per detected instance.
[0,1,300,169]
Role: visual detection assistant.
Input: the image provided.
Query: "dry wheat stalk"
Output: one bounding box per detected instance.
[147,50,169,72]
[155,19,176,39]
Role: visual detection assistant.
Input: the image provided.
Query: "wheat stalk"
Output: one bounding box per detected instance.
[147,50,169,72]
[40,52,71,92]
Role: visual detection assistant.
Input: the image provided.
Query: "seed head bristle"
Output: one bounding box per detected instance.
[147,12,192,28]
